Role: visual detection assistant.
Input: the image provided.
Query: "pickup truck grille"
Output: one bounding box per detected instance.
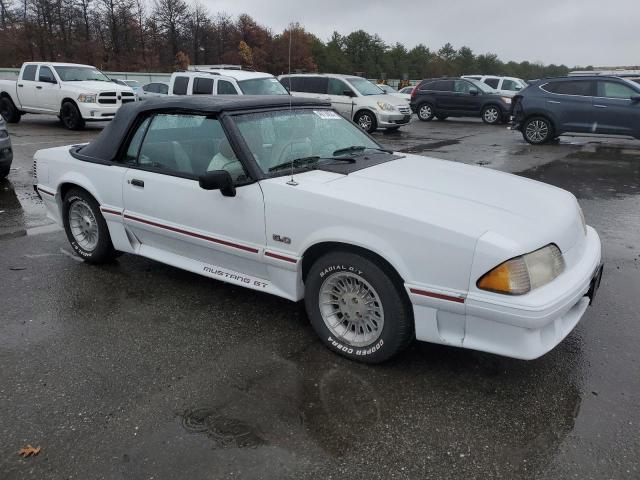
[98,92,136,105]
[33,158,37,181]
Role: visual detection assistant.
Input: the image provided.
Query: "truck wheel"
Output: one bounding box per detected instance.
[0,97,21,123]
[354,111,377,133]
[60,101,86,130]
[63,188,118,264]
[305,251,414,363]
[0,165,9,179]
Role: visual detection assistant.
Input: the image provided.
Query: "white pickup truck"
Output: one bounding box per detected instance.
[0,62,136,130]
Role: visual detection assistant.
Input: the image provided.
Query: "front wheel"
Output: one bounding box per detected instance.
[0,97,21,123]
[63,188,118,263]
[522,116,554,144]
[481,105,502,125]
[305,251,414,363]
[354,111,377,133]
[60,101,86,130]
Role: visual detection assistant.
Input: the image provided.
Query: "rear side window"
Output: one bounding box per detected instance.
[301,77,328,94]
[542,80,595,96]
[598,81,637,99]
[217,80,238,95]
[22,65,37,81]
[193,77,214,95]
[484,78,500,88]
[172,76,189,95]
[433,80,454,91]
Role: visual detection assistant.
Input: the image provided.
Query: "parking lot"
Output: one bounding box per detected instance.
[1,116,639,479]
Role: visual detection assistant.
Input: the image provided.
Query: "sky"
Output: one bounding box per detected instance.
[201,0,638,67]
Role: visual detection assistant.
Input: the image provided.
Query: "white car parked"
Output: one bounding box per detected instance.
[169,68,288,97]
[0,62,136,130]
[138,82,170,101]
[377,84,411,101]
[461,75,528,97]
[33,96,603,363]
[279,74,412,133]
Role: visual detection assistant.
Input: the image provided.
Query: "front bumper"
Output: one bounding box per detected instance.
[377,110,412,128]
[76,101,135,120]
[408,226,602,360]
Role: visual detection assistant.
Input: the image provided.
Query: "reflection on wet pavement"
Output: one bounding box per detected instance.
[0,179,26,238]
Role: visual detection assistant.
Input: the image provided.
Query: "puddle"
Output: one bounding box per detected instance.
[398,139,460,154]
[517,145,640,199]
[180,407,265,448]
[0,178,26,238]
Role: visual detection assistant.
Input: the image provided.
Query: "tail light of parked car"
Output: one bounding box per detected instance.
[410,84,419,100]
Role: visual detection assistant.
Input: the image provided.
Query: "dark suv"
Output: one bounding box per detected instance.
[512,76,640,144]
[410,77,512,125]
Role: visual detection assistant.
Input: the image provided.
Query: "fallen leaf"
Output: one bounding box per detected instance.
[18,444,41,457]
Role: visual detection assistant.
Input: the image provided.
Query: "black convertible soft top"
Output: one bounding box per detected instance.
[72,95,328,164]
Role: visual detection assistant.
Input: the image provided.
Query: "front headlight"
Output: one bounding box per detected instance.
[376,101,396,112]
[477,244,565,295]
[501,97,512,104]
[78,94,97,103]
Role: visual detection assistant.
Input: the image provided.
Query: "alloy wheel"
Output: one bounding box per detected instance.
[68,200,99,251]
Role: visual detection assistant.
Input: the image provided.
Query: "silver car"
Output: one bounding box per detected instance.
[138,82,170,101]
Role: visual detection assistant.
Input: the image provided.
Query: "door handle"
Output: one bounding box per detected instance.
[17,84,23,87]
[36,86,42,89]
[594,104,607,108]
[130,179,144,188]
[547,100,561,104]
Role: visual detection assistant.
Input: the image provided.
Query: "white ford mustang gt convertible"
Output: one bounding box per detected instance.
[33,96,603,363]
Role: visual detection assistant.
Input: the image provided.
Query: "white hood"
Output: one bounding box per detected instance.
[66,81,134,93]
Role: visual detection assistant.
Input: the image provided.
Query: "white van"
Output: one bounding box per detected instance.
[279,73,411,133]
[168,68,288,97]
[461,75,527,97]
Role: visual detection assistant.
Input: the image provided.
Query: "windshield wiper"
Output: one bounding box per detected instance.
[332,146,393,156]
[269,156,355,173]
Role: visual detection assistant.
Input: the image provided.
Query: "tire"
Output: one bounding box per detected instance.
[417,103,435,121]
[305,251,414,363]
[60,101,85,130]
[435,115,448,121]
[0,96,21,123]
[354,110,377,133]
[62,188,118,264]
[0,165,9,179]
[522,116,554,145]
[481,105,502,125]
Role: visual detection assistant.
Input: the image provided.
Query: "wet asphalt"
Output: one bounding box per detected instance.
[0,116,639,479]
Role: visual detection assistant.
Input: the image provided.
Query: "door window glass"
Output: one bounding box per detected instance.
[454,80,475,93]
[217,80,238,95]
[328,78,350,96]
[483,78,500,88]
[433,80,454,91]
[136,114,246,181]
[22,65,37,81]
[124,117,151,164]
[542,81,595,96]
[38,66,55,82]
[599,81,637,99]
[158,84,169,94]
[172,76,189,95]
[501,79,520,91]
[193,77,214,95]
[300,77,328,94]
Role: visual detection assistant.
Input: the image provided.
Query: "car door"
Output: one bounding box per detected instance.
[452,79,482,114]
[593,80,640,136]
[327,78,356,119]
[35,66,60,112]
[540,80,596,132]
[431,80,455,111]
[121,113,268,279]
[17,64,39,109]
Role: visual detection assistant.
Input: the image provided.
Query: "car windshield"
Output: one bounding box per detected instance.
[238,77,289,95]
[53,66,111,82]
[233,108,381,175]
[125,80,140,87]
[379,84,396,93]
[347,77,385,96]
[466,78,495,93]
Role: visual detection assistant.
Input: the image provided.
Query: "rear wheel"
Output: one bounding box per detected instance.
[63,188,118,263]
[60,101,85,130]
[522,116,554,144]
[481,105,502,125]
[0,97,21,123]
[417,103,435,121]
[305,251,414,363]
[354,110,377,133]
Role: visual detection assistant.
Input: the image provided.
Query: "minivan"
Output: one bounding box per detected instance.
[279,74,411,133]
[169,69,289,97]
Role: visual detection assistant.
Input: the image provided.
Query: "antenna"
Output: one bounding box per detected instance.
[286,22,298,186]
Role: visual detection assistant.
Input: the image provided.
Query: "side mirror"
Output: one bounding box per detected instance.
[514,85,522,91]
[469,88,479,96]
[198,170,236,197]
[343,89,355,97]
[631,95,640,103]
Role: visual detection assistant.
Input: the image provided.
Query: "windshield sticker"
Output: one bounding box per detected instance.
[314,110,342,120]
